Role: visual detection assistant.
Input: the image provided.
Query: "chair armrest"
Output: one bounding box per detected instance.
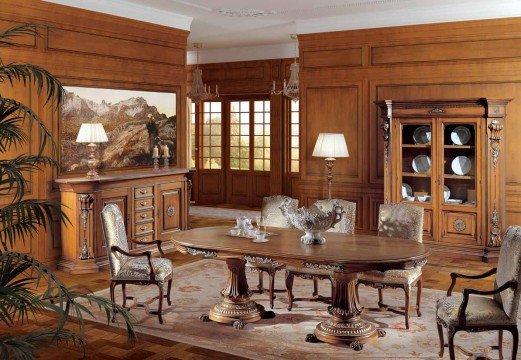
[457,280,518,326]
[129,239,165,257]
[447,268,497,296]
[111,246,155,281]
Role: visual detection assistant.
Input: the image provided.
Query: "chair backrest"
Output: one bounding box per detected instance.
[494,225,521,321]
[261,195,298,228]
[378,203,424,242]
[314,199,356,235]
[100,204,130,278]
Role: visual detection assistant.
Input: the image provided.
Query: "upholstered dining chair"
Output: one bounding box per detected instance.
[246,195,298,308]
[285,199,356,311]
[101,204,173,324]
[436,225,521,360]
[356,203,424,329]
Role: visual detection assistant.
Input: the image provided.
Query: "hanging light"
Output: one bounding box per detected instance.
[188,43,219,103]
[271,34,299,101]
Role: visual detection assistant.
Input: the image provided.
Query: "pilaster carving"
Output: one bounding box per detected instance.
[78,194,93,260]
[488,119,503,170]
[489,205,501,247]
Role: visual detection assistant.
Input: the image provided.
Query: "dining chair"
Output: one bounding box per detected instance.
[101,204,173,324]
[285,199,356,311]
[356,203,424,329]
[246,195,298,309]
[436,225,521,360]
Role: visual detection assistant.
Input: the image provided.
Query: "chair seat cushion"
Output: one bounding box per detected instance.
[286,265,333,277]
[436,294,511,328]
[115,257,173,282]
[358,267,422,286]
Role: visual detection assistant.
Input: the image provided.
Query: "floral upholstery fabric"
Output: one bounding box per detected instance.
[314,199,356,235]
[358,267,422,286]
[436,294,511,328]
[286,265,333,277]
[493,225,521,321]
[378,203,424,242]
[101,204,130,278]
[261,195,298,228]
[115,257,173,282]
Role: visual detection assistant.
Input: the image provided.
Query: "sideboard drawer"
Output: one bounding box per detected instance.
[135,198,154,211]
[441,212,477,244]
[132,234,154,249]
[135,186,154,199]
[135,209,154,222]
[134,221,154,236]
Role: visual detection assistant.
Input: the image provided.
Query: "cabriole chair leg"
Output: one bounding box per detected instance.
[269,271,275,309]
[436,322,444,358]
[404,285,411,330]
[286,272,294,311]
[510,327,519,360]
[157,283,164,324]
[167,279,173,306]
[416,277,422,317]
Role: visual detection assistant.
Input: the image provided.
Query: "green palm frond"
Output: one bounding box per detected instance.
[0,104,26,152]
[0,98,58,157]
[0,24,37,48]
[0,155,57,205]
[0,200,67,251]
[0,328,85,360]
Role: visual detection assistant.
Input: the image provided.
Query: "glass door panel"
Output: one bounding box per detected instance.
[253,100,270,171]
[400,123,433,204]
[442,122,477,207]
[230,101,250,170]
[201,102,222,169]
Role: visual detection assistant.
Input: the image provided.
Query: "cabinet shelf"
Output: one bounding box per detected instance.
[444,174,474,180]
[402,172,431,178]
[402,144,431,148]
[444,145,475,150]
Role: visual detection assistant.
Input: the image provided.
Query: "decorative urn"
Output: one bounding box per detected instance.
[281,200,344,245]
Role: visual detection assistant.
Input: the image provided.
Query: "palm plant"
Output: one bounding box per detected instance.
[0,24,135,359]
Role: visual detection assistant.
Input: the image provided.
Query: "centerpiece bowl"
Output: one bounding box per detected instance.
[281,200,344,245]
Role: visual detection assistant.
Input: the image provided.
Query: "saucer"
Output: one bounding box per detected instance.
[252,238,269,243]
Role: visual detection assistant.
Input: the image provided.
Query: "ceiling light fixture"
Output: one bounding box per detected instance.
[271,34,299,101]
[187,43,218,104]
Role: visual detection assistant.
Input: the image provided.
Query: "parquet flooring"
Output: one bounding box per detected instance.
[4,215,496,359]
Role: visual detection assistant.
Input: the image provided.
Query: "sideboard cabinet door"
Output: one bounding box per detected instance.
[156,182,183,240]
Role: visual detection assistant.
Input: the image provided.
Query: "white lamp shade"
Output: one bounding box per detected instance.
[76,123,108,143]
[312,133,349,158]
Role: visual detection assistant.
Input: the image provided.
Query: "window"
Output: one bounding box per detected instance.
[230,101,250,170]
[202,102,222,169]
[290,100,299,172]
[190,102,196,168]
[253,100,270,171]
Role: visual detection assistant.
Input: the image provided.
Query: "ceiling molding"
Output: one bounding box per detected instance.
[296,0,521,34]
[187,43,296,65]
[43,0,193,30]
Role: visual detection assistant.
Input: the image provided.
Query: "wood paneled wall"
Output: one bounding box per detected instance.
[1,0,188,265]
[298,17,521,235]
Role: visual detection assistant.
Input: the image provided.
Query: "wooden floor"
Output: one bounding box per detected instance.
[5,215,496,359]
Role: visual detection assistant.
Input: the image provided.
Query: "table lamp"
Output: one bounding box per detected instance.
[76,123,108,178]
[312,133,349,199]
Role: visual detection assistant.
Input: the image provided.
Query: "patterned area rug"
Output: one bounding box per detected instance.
[92,259,517,359]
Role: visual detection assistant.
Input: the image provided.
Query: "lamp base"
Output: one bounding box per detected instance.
[86,143,100,178]
[325,158,336,200]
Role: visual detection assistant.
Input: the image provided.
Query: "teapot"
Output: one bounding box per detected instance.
[236,216,253,230]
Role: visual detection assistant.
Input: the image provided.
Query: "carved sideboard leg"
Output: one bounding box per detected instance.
[314,271,378,346]
[208,258,264,326]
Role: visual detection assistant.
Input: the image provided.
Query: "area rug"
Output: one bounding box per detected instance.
[91,259,518,359]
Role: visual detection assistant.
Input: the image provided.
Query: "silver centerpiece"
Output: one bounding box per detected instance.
[281,200,344,245]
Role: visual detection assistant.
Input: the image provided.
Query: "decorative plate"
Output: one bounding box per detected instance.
[445,199,463,204]
[451,156,472,175]
[413,126,431,144]
[444,185,451,201]
[412,155,431,173]
[451,126,471,145]
[402,183,413,198]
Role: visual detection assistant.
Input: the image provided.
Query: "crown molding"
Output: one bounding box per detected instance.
[187,43,297,65]
[296,0,521,34]
[43,0,193,30]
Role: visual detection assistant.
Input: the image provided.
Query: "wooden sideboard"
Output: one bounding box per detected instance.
[377,99,508,262]
[55,168,194,274]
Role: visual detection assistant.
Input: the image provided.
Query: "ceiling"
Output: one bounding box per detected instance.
[45,0,521,63]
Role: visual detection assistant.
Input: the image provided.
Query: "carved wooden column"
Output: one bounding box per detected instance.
[206,258,264,328]
[380,100,393,204]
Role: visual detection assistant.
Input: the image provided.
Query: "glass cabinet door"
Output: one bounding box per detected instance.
[399,121,434,204]
[441,121,478,207]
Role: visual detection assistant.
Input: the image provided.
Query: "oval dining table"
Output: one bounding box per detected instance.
[171,226,430,351]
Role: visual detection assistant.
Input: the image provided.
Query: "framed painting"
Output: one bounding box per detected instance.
[59,86,177,174]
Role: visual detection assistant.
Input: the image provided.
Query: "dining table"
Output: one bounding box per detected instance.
[171,226,430,351]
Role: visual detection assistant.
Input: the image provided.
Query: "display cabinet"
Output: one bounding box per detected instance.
[377,99,509,261]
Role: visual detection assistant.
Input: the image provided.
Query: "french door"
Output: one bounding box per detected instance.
[194,97,271,207]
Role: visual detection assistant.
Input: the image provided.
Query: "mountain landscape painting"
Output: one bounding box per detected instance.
[60,86,176,173]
